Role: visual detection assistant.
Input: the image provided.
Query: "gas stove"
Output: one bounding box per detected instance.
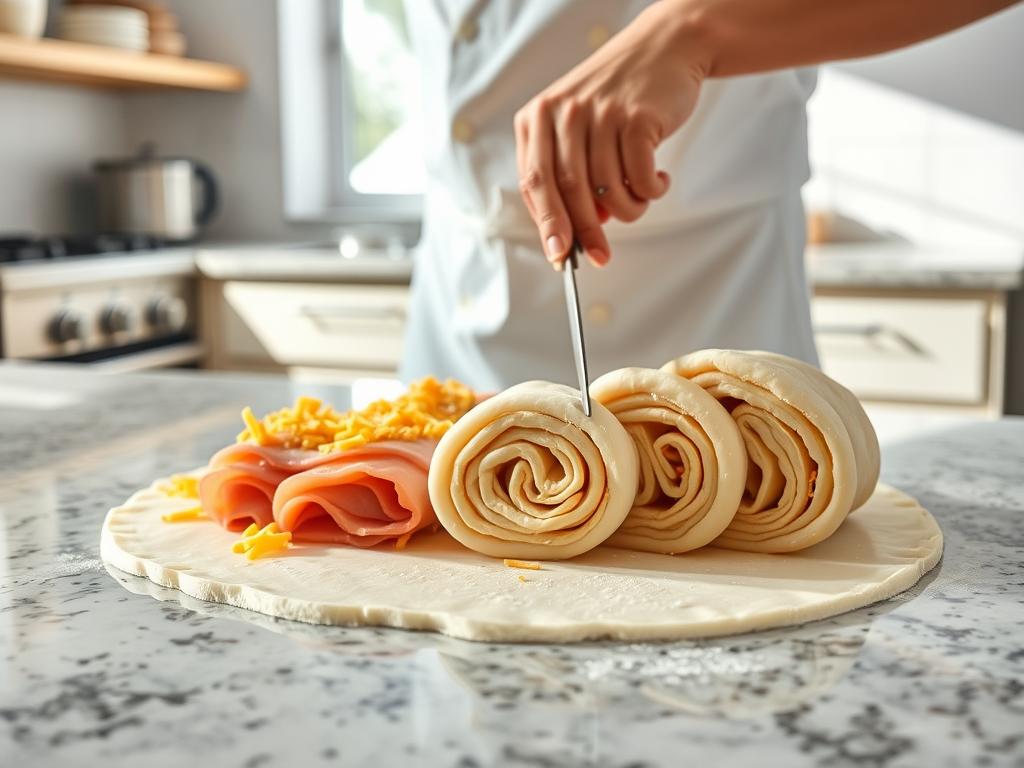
[0,234,171,263]
[0,235,201,371]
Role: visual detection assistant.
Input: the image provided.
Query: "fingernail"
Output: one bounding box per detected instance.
[587,248,607,267]
[552,258,564,273]
[546,235,565,259]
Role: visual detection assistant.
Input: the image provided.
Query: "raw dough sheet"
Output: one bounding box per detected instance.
[102,476,942,643]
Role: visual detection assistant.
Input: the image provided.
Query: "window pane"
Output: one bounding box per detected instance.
[341,0,424,195]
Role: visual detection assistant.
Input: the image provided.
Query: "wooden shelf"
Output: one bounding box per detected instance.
[0,33,246,91]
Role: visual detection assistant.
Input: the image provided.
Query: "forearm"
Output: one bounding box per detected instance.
[663,0,1020,77]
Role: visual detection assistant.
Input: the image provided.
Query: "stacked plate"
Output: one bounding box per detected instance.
[56,5,149,51]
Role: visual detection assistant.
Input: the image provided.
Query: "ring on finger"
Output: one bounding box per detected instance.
[594,185,608,197]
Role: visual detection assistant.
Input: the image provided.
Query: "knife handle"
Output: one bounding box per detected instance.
[568,240,582,270]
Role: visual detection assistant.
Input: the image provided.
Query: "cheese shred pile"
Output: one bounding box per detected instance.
[233,522,292,560]
[236,376,476,454]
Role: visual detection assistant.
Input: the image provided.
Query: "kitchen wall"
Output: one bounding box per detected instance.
[127,0,1023,245]
[0,81,127,235]
[122,0,332,243]
[804,3,1024,250]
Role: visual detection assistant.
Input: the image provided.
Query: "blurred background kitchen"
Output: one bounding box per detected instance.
[1,0,1022,440]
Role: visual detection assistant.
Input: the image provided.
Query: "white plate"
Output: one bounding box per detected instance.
[57,31,149,50]
[59,5,147,26]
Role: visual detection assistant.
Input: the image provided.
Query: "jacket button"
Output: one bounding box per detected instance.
[456,18,479,42]
[452,118,475,144]
[587,302,612,326]
[587,24,610,50]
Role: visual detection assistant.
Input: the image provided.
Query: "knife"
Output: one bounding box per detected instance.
[561,241,592,417]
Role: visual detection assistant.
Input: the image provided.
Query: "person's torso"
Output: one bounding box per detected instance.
[406,0,818,237]
[400,0,820,389]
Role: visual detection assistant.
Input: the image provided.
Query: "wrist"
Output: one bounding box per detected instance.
[655,0,719,79]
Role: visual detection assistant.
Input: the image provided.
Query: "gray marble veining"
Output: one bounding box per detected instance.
[1,363,1021,768]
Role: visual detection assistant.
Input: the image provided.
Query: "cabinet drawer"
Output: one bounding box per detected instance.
[811,295,989,405]
[220,281,408,370]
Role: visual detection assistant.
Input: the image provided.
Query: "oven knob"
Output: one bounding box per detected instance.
[146,295,187,333]
[48,310,85,344]
[100,304,135,335]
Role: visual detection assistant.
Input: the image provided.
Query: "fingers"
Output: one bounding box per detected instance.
[588,108,647,224]
[554,102,610,268]
[515,99,668,268]
[517,101,573,267]
[620,111,670,201]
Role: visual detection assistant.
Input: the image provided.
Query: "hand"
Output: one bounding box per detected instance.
[514,1,708,269]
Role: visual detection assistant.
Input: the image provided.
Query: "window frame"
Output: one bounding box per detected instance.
[277,0,422,226]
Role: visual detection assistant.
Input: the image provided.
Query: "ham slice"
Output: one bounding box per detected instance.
[427,381,639,560]
[199,443,332,532]
[273,439,438,547]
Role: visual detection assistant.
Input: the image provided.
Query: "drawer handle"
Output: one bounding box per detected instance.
[299,304,406,323]
[813,323,927,356]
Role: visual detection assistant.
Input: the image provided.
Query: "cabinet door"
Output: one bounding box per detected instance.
[812,295,990,405]
[219,282,408,371]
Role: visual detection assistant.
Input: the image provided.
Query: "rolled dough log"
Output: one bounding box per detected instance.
[589,367,747,554]
[662,349,881,553]
[427,381,639,560]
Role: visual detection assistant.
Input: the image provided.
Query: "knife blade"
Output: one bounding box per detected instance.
[561,241,592,417]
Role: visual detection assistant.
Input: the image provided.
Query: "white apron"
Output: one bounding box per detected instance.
[400,0,820,391]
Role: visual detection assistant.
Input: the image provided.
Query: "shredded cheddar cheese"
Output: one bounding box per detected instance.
[518,574,528,583]
[157,474,200,499]
[235,377,475,454]
[158,475,207,523]
[394,532,413,551]
[504,559,542,571]
[160,506,207,523]
[232,522,292,560]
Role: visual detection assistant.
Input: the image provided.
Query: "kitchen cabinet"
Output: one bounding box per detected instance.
[811,288,1007,413]
[196,243,1023,407]
[197,246,413,381]
[807,244,1022,416]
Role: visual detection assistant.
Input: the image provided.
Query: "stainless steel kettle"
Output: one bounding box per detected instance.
[94,144,219,242]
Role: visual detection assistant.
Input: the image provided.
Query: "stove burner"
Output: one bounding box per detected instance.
[0,234,169,263]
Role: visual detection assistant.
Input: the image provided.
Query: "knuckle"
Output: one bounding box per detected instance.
[616,203,647,223]
[598,101,623,122]
[519,167,546,192]
[555,171,581,193]
[559,99,583,125]
[539,210,561,226]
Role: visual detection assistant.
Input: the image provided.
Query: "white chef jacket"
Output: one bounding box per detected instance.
[400,0,820,391]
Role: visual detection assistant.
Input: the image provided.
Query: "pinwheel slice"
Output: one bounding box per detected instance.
[590,367,747,554]
[428,381,639,560]
[662,349,880,553]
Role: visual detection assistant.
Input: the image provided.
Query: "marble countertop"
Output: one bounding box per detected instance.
[194,244,414,284]
[194,241,1024,291]
[806,243,1024,290]
[1,364,1022,768]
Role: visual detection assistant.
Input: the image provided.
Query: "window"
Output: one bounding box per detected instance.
[278,0,423,225]
[337,0,424,195]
